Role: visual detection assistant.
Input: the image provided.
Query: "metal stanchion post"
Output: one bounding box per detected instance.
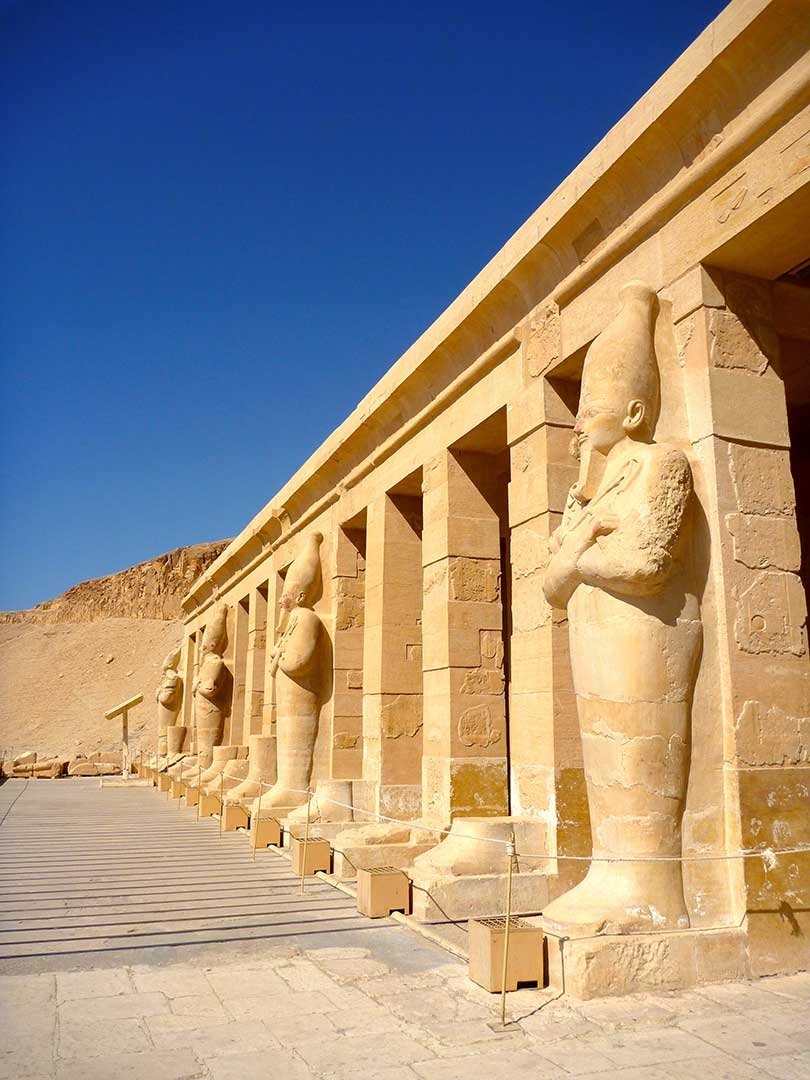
[252,779,264,862]
[300,793,312,895]
[500,830,516,1028]
[196,762,202,821]
[219,771,224,836]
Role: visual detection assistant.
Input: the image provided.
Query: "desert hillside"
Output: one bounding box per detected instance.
[0,541,229,625]
[0,541,228,760]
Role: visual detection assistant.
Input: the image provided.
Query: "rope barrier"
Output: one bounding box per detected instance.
[148,754,807,1000]
[198,767,810,868]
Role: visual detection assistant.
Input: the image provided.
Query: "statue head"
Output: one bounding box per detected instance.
[280,532,323,612]
[161,647,181,673]
[201,603,228,657]
[575,281,660,456]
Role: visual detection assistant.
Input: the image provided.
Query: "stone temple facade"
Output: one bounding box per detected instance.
[163,0,809,998]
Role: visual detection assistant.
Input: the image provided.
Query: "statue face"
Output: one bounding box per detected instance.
[575,394,648,455]
[280,589,306,612]
[575,397,627,455]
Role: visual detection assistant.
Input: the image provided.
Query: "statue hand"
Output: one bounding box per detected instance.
[591,514,620,539]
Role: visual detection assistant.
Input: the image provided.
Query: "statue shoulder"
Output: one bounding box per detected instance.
[295,608,322,634]
[641,442,693,492]
[638,443,694,549]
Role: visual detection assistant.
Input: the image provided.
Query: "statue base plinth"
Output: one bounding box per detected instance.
[332,841,436,880]
[157,774,171,792]
[282,820,363,848]
[184,785,200,808]
[407,816,551,922]
[170,779,184,799]
[409,870,549,923]
[537,922,749,1000]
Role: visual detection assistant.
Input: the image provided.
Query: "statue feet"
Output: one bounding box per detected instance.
[541,860,689,937]
[223,778,263,804]
[260,783,308,809]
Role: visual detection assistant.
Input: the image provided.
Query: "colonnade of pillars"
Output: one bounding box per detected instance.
[180,414,581,833]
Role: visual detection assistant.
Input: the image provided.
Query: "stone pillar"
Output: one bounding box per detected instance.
[362,491,423,820]
[226,598,249,745]
[507,374,582,896]
[331,524,366,780]
[262,572,282,734]
[421,449,508,829]
[244,586,268,737]
[673,266,809,971]
[180,632,197,747]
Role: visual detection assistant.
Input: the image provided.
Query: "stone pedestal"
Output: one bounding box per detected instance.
[331,822,436,879]
[538,922,750,1000]
[409,816,550,921]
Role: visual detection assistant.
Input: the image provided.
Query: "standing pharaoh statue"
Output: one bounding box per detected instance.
[192,603,229,770]
[542,281,702,937]
[155,647,182,758]
[260,532,324,809]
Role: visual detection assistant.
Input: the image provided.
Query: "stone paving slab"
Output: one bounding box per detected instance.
[1,781,809,1079]
[2,943,808,1079]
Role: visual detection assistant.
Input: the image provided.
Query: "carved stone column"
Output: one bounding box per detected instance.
[421,449,508,829]
[226,598,250,745]
[244,586,268,738]
[672,266,809,972]
[331,525,366,780]
[507,375,582,897]
[362,491,423,820]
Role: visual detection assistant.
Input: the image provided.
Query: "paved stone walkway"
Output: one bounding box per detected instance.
[0,778,373,965]
[1,781,809,1080]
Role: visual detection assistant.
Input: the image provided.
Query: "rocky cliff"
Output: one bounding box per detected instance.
[0,541,229,625]
[0,539,230,759]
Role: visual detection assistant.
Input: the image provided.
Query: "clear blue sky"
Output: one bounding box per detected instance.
[1,0,725,611]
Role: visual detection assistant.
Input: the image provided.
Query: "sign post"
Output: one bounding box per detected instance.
[104,693,144,777]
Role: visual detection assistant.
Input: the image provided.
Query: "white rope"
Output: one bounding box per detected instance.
[204,768,810,866]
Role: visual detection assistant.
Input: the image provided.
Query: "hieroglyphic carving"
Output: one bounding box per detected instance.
[734,571,807,657]
[728,444,795,516]
[457,705,501,748]
[381,694,423,739]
